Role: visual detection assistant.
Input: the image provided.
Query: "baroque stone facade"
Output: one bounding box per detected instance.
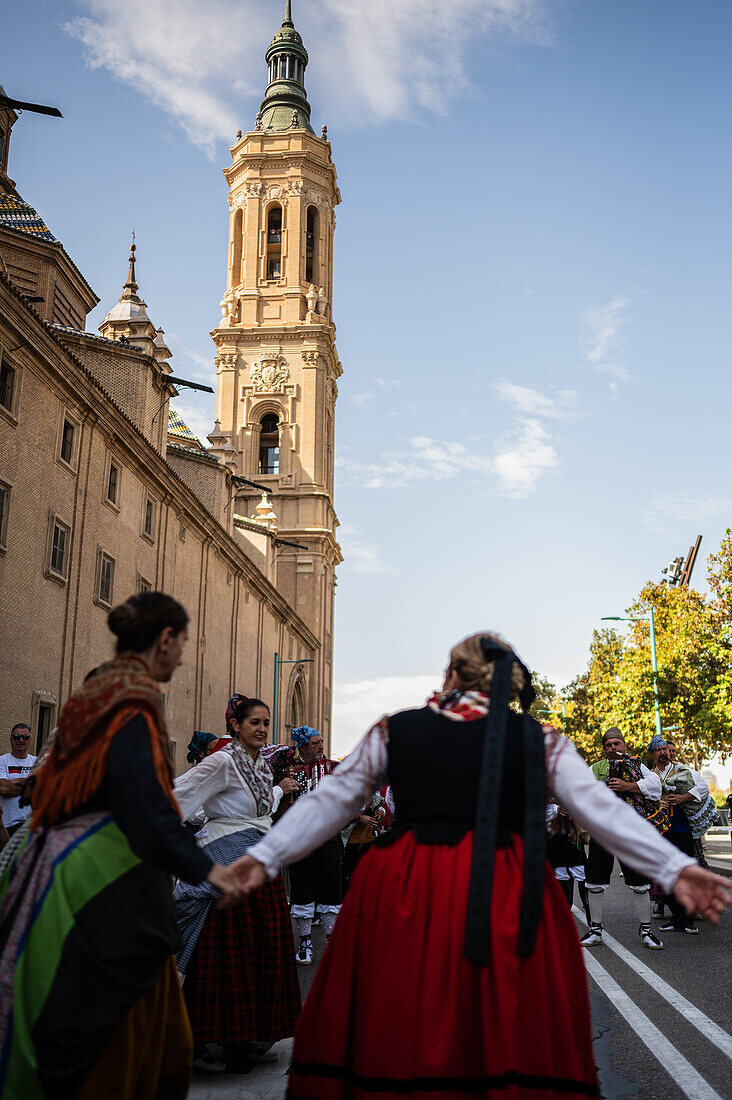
[0,8,341,762]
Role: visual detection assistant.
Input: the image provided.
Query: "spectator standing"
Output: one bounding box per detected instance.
[0,724,37,837]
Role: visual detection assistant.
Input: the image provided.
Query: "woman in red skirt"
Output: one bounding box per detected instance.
[174,697,302,1073]
[239,633,730,1099]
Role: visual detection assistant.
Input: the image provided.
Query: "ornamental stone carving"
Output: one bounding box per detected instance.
[215,352,238,370]
[302,350,319,365]
[245,182,263,197]
[251,352,290,391]
[234,189,246,207]
[287,179,304,196]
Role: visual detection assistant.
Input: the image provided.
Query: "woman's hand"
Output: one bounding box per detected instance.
[228,854,269,895]
[359,814,379,829]
[672,865,731,924]
[206,863,247,909]
[278,777,300,795]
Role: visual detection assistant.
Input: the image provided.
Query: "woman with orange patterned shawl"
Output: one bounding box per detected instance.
[0,592,248,1100]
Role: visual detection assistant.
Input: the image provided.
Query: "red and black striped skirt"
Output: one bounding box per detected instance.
[288,831,599,1099]
[184,875,301,1044]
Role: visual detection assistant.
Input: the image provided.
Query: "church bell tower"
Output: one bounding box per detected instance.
[211,0,342,742]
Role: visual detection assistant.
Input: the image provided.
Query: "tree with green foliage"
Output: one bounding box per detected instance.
[554,539,732,770]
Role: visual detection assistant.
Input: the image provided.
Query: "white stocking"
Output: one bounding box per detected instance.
[630,887,652,927]
[586,887,606,926]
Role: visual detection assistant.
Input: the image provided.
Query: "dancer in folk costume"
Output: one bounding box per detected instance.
[0,593,248,1100]
[235,633,729,1100]
[287,726,342,964]
[173,698,301,1072]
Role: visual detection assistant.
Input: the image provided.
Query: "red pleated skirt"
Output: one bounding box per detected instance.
[288,831,598,1099]
[184,876,301,1044]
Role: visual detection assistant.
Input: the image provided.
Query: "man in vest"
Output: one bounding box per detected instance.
[580,728,665,950]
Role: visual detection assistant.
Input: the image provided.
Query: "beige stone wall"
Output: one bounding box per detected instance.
[0,275,322,766]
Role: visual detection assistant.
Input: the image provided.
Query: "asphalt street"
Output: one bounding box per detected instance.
[191,863,732,1100]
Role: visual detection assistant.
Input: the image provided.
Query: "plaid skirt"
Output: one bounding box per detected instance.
[184,875,301,1045]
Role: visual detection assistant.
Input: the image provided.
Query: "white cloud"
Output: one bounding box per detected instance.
[580,295,630,382]
[338,524,396,575]
[332,674,440,756]
[494,381,579,418]
[337,418,558,497]
[642,492,730,531]
[64,0,550,155]
[492,418,559,495]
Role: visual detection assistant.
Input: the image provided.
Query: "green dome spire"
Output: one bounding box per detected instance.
[259,0,314,134]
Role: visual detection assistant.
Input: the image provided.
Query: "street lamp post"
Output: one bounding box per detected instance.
[272,653,314,745]
[601,610,662,740]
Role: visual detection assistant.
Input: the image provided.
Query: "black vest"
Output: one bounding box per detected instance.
[377,705,526,847]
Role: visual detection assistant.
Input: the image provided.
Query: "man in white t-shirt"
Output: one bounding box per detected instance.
[0,724,37,837]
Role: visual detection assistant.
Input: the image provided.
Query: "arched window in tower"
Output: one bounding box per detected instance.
[306,205,319,283]
[259,413,280,475]
[266,205,282,280]
[232,208,243,286]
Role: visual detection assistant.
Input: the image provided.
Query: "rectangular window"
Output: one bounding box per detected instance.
[97,551,115,606]
[49,519,70,579]
[107,461,119,505]
[0,361,15,412]
[0,482,8,548]
[60,418,75,465]
[138,575,152,594]
[144,498,155,537]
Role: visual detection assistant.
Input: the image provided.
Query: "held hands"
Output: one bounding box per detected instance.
[666,792,691,806]
[206,863,248,909]
[672,865,731,924]
[206,856,270,907]
[228,854,269,895]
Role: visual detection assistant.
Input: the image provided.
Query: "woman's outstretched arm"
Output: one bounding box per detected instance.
[235,720,388,886]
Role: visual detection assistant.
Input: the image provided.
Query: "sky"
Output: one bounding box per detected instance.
[4,1,732,777]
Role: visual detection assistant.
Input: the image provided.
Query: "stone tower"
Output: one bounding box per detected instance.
[211,0,342,744]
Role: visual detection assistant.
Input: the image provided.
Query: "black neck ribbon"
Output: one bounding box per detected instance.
[463,641,547,965]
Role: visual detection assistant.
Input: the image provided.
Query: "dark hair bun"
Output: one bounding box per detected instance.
[107,592,189,654]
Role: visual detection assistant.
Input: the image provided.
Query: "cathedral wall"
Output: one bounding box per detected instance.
[166,446,231,529]
[0,277,321,766]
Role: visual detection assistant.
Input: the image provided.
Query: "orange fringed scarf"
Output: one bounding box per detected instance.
[32,653,179,829]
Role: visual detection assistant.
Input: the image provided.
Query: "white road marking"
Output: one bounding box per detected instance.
[573,906,732,1062]
[582,951,723,1100]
